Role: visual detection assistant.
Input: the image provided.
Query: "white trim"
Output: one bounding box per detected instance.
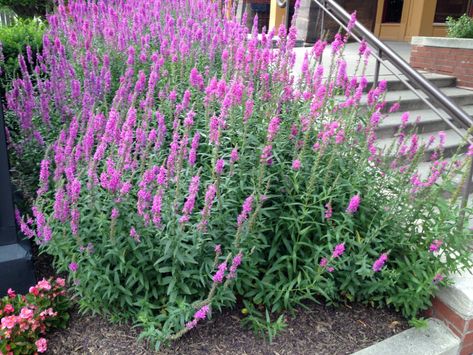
[411,36,473,49]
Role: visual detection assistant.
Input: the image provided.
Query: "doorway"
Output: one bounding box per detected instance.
[374,0,411,41]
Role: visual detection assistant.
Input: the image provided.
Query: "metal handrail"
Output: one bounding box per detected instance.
[311,0,473,222]
[314,0,473,133]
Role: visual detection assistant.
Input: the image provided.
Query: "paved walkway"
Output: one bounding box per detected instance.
[293,40,412,79]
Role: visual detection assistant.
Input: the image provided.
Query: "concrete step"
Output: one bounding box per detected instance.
[366,72,457,92]
[376,105,473,139]
[437,269,473,323]
[361,87,473,112]
[352,318,460,355]
[377,128,468,161]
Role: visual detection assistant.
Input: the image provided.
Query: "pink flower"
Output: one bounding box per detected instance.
[267,116,281,142]
[214,244,222,255]
[230,148,239,163]
[215,159,225,175]
[194,305,210,320]
[438,131,446,148]
[212,262,227,283]
[260,145,273,165]
[389,102,400,113]
[186,319,197,329]
[7,288,15,298]
[3,304,14,313]
[346,194,361,214]
[467,144,473,156]
[332,243,345,258]
[130,227,141,243]
[429,239,443,253]
[292,159,301,170]
[1,315,17,329]
[319,258,328,267]
[56,277,66,287]
[433,274,444,283]
[20,307,34,319]
[324,203,332,219]
[237,195,254,226]
[400,112,410,127]
[228,252,243,279]
[29,286,39,296]
[37,279,52,291]
[180,175,201,223]
[69,262,78,272]
[35,338,48,353]
[111,208,119,220]
[189,67,204,90]
[372,253,388,272]
[331,33,344,54]
[347,11,357,32]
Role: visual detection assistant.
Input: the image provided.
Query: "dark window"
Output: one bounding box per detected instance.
[434,0,470,23]
[382,0,404,23]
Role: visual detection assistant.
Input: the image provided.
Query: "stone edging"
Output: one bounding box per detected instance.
[411,36,473,50]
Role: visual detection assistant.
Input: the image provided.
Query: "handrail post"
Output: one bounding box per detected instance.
[373,48,382,88]
[285,0,290,30]
[320,0,325,40]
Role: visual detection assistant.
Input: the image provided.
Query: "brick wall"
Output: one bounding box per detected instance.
[424,297,473,355]
[410,44,473,89]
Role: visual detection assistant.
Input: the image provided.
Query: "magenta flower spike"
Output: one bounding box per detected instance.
[346,194,361,214]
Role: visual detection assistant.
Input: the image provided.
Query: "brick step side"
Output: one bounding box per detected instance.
[426,297,473,355]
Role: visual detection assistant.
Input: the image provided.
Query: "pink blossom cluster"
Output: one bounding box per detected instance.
[1,278,68,354]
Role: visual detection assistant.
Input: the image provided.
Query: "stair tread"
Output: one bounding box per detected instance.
[365,71,457,82]
[352,318,460,355]
[377,129,468,151]
[436,266,473,319]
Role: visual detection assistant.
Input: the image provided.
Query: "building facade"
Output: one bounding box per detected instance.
[243,0,473,43]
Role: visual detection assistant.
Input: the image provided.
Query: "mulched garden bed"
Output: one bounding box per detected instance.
[33,245,409,355]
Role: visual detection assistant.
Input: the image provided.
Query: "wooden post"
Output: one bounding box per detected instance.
[269,0,286,30]
[226,0,233,19]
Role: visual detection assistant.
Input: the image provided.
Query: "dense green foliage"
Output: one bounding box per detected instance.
[0,17,46,88]
[0,0,53,17]
[446,14,473,38]
[7,0,472,348]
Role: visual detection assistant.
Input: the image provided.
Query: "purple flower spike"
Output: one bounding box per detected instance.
[332,243,345,258]
[372,253,388,272]
[346,194,361,214]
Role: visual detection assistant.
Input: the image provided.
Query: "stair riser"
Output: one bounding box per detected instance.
[383,95,473,113]
[376,120,452,139]
[371,77,458,92]
[422,143,466,161]
[382,140,466,162]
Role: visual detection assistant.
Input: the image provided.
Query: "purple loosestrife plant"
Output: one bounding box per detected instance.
[8,0,472,346]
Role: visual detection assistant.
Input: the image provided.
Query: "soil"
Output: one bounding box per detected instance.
[34,247,409,355]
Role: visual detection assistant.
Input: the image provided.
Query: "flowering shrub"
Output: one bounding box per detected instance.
[6,0,473,347]
[0,278,69,354]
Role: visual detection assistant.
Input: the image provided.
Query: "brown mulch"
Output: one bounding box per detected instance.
[33,248,409,355]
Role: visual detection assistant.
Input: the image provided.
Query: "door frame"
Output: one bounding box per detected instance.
[374,0,412,41]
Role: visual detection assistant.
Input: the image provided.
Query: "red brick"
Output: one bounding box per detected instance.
[469,320,473,332]
[422,307,434,318]
[460,341,473,355]
[464,330,473,343]
[432,298,467,333]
